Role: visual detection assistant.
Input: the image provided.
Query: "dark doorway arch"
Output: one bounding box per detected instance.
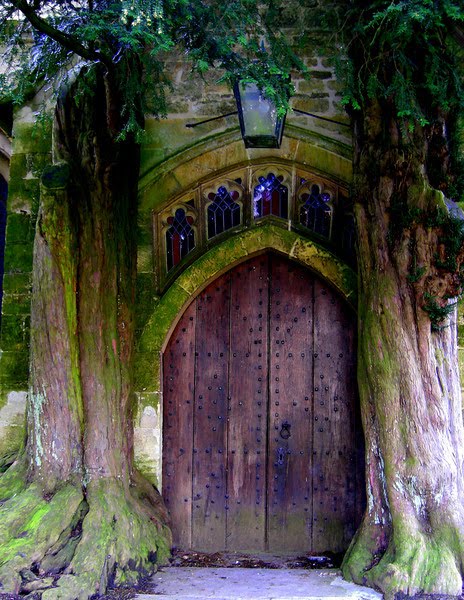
[162,252,364,554]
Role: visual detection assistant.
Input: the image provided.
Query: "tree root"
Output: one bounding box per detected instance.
[343,522,464,599]
[0,483,84,593]
[0,475,171,598]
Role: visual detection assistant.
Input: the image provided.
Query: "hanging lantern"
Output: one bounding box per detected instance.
[233,81,286,148]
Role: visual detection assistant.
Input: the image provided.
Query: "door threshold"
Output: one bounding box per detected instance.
[169,548,343,569]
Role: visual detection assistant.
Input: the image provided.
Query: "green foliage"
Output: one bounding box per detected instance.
[339,0,464,122]
[0,0,303,139]
[422,292,457,331]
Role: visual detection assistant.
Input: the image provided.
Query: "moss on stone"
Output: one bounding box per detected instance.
[0,352,29,388]
[3,243,33,274]
[0,315,30,350]
[12,121,52,155]
[1,273,32,295]
[4,214,35,245]
[1,293,31,316]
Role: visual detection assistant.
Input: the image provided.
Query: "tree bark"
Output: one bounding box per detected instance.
[0,65,170,598]
[342,101,464,598]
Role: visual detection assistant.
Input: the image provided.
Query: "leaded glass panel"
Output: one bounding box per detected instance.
[207,186,241,239]
[299,184,332,238]
[166,208,195,271]
[253,172,288,219]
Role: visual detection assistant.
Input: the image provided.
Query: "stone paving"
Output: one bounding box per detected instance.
[136,567,383,600]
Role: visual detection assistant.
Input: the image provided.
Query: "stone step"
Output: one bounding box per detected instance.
[135,567,382,600]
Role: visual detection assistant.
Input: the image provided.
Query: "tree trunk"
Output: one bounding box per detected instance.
[342,101,464,598]
[0,65,170,598]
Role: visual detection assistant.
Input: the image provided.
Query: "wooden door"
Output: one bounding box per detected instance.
[162,253,364,554]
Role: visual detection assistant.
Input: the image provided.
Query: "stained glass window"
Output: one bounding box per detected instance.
[253,173,288,219]
[166,208,195,271]
[299,184,332,238]
[207,186,241,239]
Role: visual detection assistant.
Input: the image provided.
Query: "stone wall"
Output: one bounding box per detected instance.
[0,106,51,466]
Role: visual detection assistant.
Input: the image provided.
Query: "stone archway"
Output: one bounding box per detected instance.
[161,252,364,553]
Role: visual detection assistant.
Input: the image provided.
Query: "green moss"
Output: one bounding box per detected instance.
[1,273,32,295]
[0,485,83,572]
[4,213,35,245]
[0,422,25,472]
[138,282,190,353]
[3,243,33,274]
[133,351,161,392]
[0,293,31,316]
[0,351,29,387]
[12,121,52,155]
[0,315,30,350]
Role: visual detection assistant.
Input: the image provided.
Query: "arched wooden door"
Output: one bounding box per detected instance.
[162,253,364,554]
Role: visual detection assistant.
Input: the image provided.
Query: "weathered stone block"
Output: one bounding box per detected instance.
[0,315,30,350]
[12,121,52,155]
[1,273,32,295]
[133,351,161,392]
[0,351,29,387]
[3,242,33,273]
[4,213,34,244]
[292,96,330,114]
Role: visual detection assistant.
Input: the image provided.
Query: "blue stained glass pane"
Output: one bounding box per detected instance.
[299,185,331,238]
[207,187,241,239]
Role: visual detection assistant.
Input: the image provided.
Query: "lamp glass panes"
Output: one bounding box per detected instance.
[234,82,285,148]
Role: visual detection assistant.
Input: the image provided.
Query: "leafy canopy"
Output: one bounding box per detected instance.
[0,0,304,138]
[340,0,464,123]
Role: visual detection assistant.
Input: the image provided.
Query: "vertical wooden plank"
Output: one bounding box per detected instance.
[162,302,196,548]
[192,273,230,551]
[267,255,314,552]
[227,255,269,552]
[312,279,359,553]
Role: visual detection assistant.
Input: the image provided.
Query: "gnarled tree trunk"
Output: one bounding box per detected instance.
[0,65,170,599]
[342,101,464,598]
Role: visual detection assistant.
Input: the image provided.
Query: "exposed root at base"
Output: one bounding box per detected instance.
[0,474,171,599]
[343,522,464,600]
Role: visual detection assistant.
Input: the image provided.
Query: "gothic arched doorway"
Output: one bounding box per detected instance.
[162,252,364,554]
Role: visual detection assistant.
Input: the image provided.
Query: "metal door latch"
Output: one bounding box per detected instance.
[280,421,291,439]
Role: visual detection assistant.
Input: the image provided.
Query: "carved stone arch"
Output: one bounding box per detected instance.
[139,223,356,361]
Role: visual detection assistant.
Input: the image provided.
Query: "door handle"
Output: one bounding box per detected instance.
[280,421,291,440]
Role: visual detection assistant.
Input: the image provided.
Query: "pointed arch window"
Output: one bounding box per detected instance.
[299,184,332,238]
[253,172,288,219]
[207,186,241,239]
[166,208,195,271]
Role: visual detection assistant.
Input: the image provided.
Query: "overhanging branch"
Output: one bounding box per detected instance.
[9,0,112,68]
